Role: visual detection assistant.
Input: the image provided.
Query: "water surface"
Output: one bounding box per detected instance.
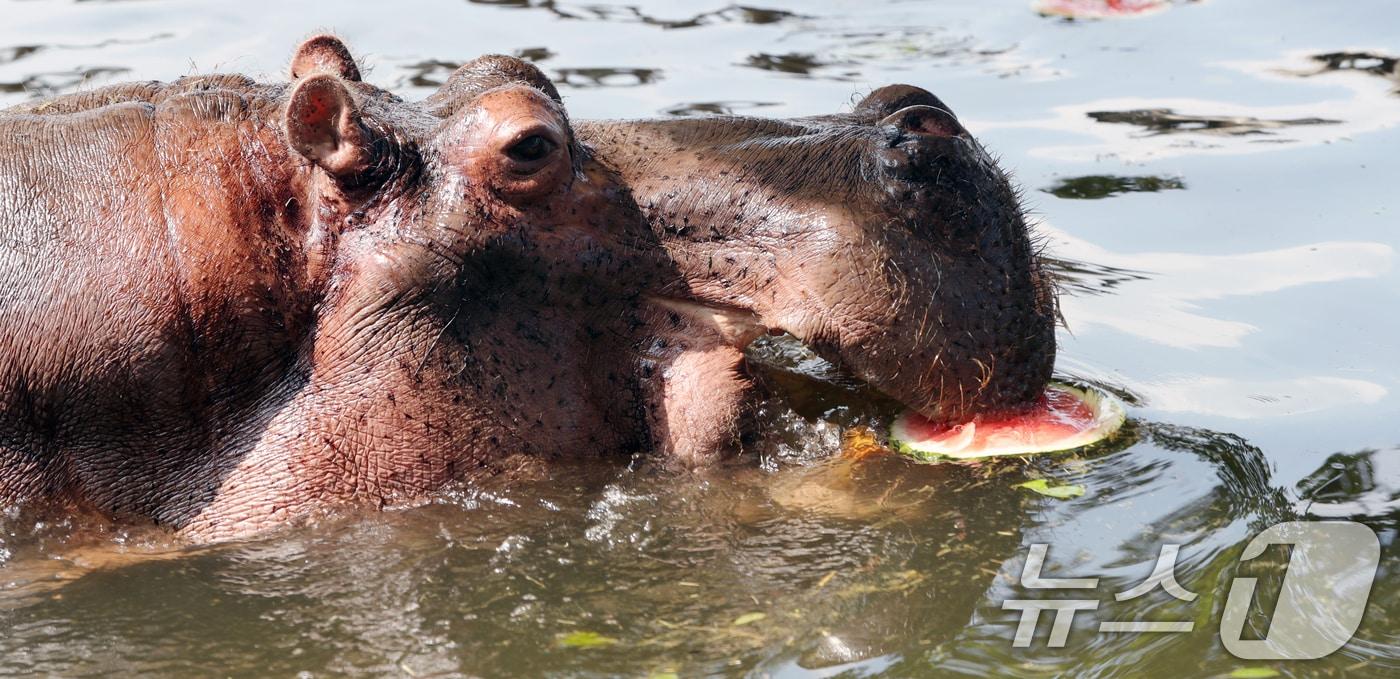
[1,0,1397,676]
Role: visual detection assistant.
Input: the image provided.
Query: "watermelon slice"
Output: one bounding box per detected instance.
[890,383,1125,461]
[1032,0,1172,20]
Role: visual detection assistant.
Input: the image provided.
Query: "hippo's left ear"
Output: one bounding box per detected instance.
[855,84,954,122]
[289,34,362,81]
[879,105,968,140]
[284,74,373,180]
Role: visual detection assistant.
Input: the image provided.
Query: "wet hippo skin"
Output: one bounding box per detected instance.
[0,37,672,539]
[0,36,1055,540]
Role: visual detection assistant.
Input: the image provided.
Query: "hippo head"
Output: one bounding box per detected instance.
[282,40,655,315]
[263,42,668,480]
[577,86,1057,424]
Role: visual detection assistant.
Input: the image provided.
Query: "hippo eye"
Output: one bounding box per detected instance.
[506,134,557,165]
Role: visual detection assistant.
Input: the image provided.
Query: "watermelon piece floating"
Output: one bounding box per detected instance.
[1031,0,1172,20]
[890,384,1126,461]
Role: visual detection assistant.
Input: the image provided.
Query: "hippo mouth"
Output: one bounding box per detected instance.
[648,296,772,347]
[646,295,935,416]
[648,275,1057,426]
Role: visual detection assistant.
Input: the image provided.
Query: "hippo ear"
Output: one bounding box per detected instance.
[856,84,954,122]
[879,105,968,139]
[284,74,372,179]
[289,34,362,81]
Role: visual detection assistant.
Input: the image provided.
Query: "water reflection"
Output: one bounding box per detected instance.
[0,0,1397,675]
[1048,228,1391,418]
[661,99,781,116]
[1294,449,1398,670]
[1045,257,1153,297]
[1140,423,1290,529]
[0,455,1035,674]
[1086,108,1340,137]
[983,52,1400,161]
[1047,225,1393,348]
[742,52,839,77]
[0,390,1339,676]
[781,418,1298,677]
[397,58,652,91]
[1042,174,1185,199]
[1299,51,1400,93]
[0,32,172,101]
[887,419,1301,678]
[631,4,802,30]
[398,58,464,88]
[0,66,127,96]
[1298,447,1400,526]
[397,47,552,90]
[514,46,555,62]
[552,66,659,88]
[768,22,1051,82]
[0,45,41,66]
[465,1,804,29]
[1142,376,1387,419]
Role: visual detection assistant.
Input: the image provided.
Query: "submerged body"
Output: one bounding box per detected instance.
[0,38,1057,539]
[0,40,662,538]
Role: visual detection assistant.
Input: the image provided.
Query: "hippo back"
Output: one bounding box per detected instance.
[0,78,317,517]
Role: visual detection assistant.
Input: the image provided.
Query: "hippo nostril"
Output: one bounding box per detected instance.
[879,104,967,139]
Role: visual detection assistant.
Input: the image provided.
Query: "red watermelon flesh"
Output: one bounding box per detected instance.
[1032,0,1171,20]
[890,384,1125,460]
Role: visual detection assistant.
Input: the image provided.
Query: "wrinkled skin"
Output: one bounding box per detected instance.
[419,62,1058,465]
[571,87,1058,462]
[0,36,1056,539]
[0,38,664,539]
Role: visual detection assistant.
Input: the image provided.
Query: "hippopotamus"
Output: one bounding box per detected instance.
[0,36,1055,540]
[571,87,1058,462]
[0,37,670,538]
[425,54,1055,462]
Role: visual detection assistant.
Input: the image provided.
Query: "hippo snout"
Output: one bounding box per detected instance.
[578,82,1058,425]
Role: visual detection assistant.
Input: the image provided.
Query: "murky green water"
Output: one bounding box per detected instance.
[1,0,1397,676]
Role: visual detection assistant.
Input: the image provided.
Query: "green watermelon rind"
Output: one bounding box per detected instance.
[889,383,1127,461]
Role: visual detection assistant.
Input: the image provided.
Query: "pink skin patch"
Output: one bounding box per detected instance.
[300,95,329,124]
[891,384,1125,460]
